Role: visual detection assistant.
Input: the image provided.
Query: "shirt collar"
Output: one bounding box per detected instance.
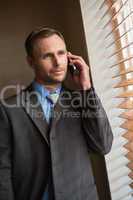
[32,81,62,98]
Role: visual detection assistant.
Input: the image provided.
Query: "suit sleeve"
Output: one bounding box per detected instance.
[80,87,113,155]
[0,104,14,200]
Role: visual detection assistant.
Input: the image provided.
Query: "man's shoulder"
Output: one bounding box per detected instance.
[0,83,33,109]
[0,93,23,111]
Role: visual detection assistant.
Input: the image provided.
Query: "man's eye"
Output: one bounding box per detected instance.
[42,54,52,59]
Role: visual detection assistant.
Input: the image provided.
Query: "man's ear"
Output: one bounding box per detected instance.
[26,56,35,69]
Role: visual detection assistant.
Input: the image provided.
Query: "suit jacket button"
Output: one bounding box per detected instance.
[51,135,55,140]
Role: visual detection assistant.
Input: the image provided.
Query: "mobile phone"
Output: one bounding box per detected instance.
[68,59,79,76]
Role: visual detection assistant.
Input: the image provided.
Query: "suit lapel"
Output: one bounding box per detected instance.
[21,84,50,145]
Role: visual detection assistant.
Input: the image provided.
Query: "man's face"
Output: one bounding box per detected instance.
[28,34,68,84]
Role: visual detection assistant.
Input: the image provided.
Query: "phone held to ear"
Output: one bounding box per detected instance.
[68,59,80,76]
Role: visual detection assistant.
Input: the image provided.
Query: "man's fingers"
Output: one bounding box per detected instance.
[67,52,90,71]
[67,52,83,60]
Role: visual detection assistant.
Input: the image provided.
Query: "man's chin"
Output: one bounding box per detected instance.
[51,78,64,84]
[50,75,66,84]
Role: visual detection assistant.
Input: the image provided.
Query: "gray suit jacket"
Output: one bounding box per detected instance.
[0,83,113,200]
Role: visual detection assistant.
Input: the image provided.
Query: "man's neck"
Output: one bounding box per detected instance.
[34,78,62,91]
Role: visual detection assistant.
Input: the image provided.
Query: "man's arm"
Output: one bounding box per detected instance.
[67,52,113,155]
[81,87,113,155]
[0,104,14,200]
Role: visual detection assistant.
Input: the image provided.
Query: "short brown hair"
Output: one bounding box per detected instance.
[25,26,65,56]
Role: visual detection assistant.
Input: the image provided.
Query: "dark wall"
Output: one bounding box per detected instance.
[0,0,88,89]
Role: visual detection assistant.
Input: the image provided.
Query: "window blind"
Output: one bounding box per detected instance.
[80,0,133,199]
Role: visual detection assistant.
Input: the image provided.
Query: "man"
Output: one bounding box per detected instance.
[0,27,113,200]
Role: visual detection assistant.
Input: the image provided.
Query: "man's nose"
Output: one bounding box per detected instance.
[53,55,60,67]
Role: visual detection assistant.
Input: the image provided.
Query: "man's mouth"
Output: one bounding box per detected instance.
[52,70,64,74]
